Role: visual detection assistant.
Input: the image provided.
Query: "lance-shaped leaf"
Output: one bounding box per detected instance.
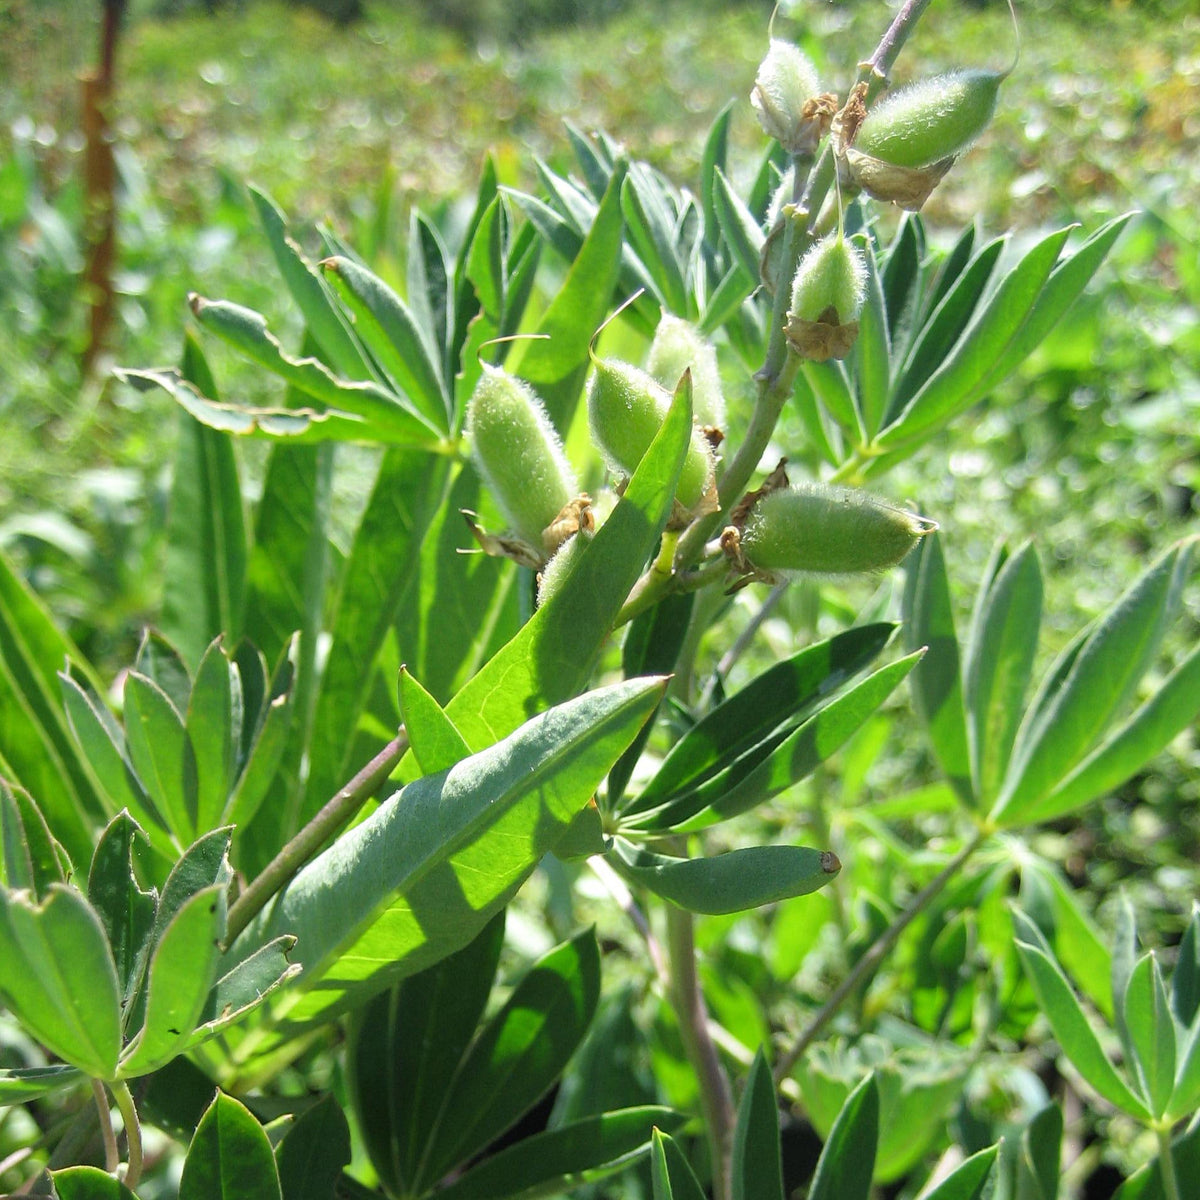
[434,1106,683,1200]
[398,665,470,777]
[53,1166,141,1200]
[123,671,196,845]
[1124,953,1176,1118]
[993,539,1194,826]
[0,1064,84,1105]
[963,541,1042,806]
[180,1091,282,1200]
[712,165,765,284]
[1011,908,1148,1118]
[808,1073,879,1200]
[881,213,928,344]
[0,885,122,1079]
[902,534,972,805]
[651,1129,707,1200]
[233,677,665,1036]
[852,235,891,440]
[1,778,65,897]
[407,211,451,387]
[621,165,688,315]
[732,1048,785,1200]
[186,639,240,835]
[612,839,839,916]
[416,929,601,1189]
[1016,1103,1061,1200]
[274,1094,352,1200]
[916,1143,998,1200]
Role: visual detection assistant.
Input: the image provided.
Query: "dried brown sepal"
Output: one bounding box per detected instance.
[542,493,594,557]
[785,306,860,362]
[832,81,870,151]
[719,525,780,591]
[728,458,791,530]
[802,92,840,144]
[667,472,720,532]
[701,425,725,454]
[840,147,955,211]
[461,511,545,570]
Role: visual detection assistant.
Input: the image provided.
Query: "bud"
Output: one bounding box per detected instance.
[587,358,716,515]
[835,70,1003,211]
[726,482,936,582]
[751,40,823,155]
[785,234,867,362]
[536,530,591,608]
[646,315,726,431]
[465,363,577,551]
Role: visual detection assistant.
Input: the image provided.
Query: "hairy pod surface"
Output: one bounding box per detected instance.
[466,363,577,549]
[738,483,935,578]
[751,39,822,155]
[587,358,715,511]
[646,315,726,430]
[785,234,867,361]
[854,69,1003,168]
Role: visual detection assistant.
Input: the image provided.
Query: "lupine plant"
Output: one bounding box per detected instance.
[0,1,1197,1197]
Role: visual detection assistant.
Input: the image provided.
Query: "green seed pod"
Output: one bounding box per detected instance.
[751,39,822,155]
[466,363,577,548]
[536,530,591,608]
[854,69,1003,169]
[736,483,935,579]
[587,358,715,512]
[785,235,867,361]
[645,315,726,430]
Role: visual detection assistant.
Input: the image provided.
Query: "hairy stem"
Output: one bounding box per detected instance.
[91,1080,118,1175]
[775,827,987,1082]
[666,905,736,1200]
[223,729,409,947]
[111,1081,142,1190]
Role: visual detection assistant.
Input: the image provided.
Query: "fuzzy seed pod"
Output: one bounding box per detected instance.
[536,530,591,608]
[785,235,867,362]
[466,364,577,549]
[751,40,823,155]
[732,483,935,581]
[855,70,1003,168]
[646,315,726,430]
[587,358,716,514]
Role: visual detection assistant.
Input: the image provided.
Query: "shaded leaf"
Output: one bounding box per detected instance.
[180,1090,282,1200]
[274,1095,351,1200]
[731,1048,784,1200]
[808,1073,879,1200]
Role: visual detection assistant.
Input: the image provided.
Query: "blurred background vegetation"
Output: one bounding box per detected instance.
[1,0,1197,877]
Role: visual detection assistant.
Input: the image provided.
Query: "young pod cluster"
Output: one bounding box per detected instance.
[465,363,578,555]
[587,357,717,517]
[750,39,831,157]
[645,315,726,432]
[785,233,867,362]
[725,482,936,583]
[835,69,1004,210]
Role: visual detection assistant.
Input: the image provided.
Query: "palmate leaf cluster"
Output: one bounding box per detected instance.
[0,6,1198,1197]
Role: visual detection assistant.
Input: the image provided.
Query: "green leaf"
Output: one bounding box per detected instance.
[408,210,452,379]
[233,677,665,1038]
[963,541,1042,806]
[0,1064,84,1105]
[612,840,839,915]
[435,1106,682,1200]
[881,213,927,343]
[901,534,972,805]
[118,885,225,1077]
[1124,953,1176,1118]
[808,1073,879,1200]
[52,1166,141,1200]
[711,165,765,284]
[0,885,122,1078]
[0,550,102,865]
[188,296,440,444]
[651,1129,707,1200]
[320,255,449,432]
[625,651,922,833]
[346,913,504,1197]
[1167,1020,1200,1123]
[465,195,505,319]
[801,360,859,442]
[993,539,1194,825]
[1112,892,1140,1052]
[1017,1103,1061,1200]
[398,665,470,777]
[153,829,233,946]
[180,1090,283,1200]
[135,632,192,717]
[731,1048,784,1200]
[196,937,299,1037]
[1171,903,1200,1027]
[852,236,891,440]
[1,777,65,896]
[162,336,248,667]
[186,639,238,833]
[1114,1123,1200,1200]
[248,185,374,381]
[623,624,897,816]
[508,163,628,433]
[878,227,1072,450]
[700,101,732,243]
[915,1143,998,1200]
[123,672,196,845]
[86,812,156,1015]
[1011,909,1147,1117]
[621,165,687,315]
[417,929,602,1188]
[274,1095,351,1200]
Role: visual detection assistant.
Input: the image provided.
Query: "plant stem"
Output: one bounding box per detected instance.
[223,729,409,948]
[775,827,986,1083]
[111,1081,142,1190]
[90,1080,118,1175]
[1156,1124,1181,1200]
[589,854,666,980]
[665,905,735,1200]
